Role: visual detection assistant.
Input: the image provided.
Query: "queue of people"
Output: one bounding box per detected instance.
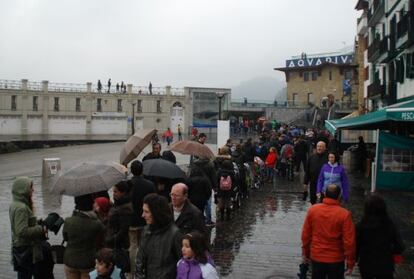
[9,124,406,279]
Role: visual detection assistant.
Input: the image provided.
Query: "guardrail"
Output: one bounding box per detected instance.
[0,79,185,96]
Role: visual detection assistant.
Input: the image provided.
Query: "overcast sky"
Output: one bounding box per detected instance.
[0,0,360,91]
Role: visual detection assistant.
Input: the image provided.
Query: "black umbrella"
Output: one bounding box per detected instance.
[142,159,186,179]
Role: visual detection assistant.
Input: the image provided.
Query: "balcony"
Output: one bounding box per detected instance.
[408,5,414,47]
[379,36,388,55]
[397,13,409,39]
[367,80,385,98]
[368,0,385,27]
[367,36,381,62]
[385,81,397,105]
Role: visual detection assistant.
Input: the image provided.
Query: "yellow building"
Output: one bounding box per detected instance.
[275,48,359,112]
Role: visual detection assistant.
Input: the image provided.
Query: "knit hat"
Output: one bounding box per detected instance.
[94,197,111,214]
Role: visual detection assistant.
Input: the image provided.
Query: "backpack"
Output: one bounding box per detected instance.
[219,175,232,191]
[283,144,294,159]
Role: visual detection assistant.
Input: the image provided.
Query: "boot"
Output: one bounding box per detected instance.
[226,208,231,220]
[302,191,308,201]
[220,209,225,221]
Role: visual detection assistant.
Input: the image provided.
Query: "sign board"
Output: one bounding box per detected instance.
[217,120,230,153]
[286,55,353,68]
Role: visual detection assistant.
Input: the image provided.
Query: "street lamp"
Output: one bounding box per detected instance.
[216,92,226,120]
[131,102,136,135]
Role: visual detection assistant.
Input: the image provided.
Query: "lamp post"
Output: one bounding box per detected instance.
[216,92,225,120]
[131,102,136,135]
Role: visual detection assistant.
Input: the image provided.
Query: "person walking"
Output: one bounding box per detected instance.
[265,147,278,183]
[105,181,133,274]
[294,135,308,172]
[148,82,153,95]
[301,184,356,278]
[178,124,183,141]
[135,193,182,279]
[216,159,236,221]
[356,194,405,279]
[303,141,328,204]
[317,152,350,203]
[63,194,105,279]
[10,177,53,279]
[128,160,156,278]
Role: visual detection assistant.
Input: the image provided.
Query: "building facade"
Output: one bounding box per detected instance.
[0,79,230,138]
[356,0,414,111]
[274,49,359,112]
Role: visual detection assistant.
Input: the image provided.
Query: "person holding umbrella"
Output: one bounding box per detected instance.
[63,194,105,279]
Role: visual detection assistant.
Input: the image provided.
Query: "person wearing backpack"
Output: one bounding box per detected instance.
[280,143,294,180]
[215,159,235,221]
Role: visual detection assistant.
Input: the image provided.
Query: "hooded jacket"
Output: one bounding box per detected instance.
[9,177,45,263]
[265,150,278,168]
[176,254,218,279]
[317,162,350,202]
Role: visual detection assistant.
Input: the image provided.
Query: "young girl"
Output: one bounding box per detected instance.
[89,248,124,279]
[177,232,219,279]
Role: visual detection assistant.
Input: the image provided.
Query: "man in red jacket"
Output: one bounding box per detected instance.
[301,184,356,278]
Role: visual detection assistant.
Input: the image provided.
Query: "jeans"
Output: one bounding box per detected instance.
[266,167,274,182]
[311,261,344,279]
[204,196,212,222]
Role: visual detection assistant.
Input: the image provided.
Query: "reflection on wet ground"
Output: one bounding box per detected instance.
[0,142,413,278]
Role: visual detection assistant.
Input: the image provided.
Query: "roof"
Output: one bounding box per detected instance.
[274,62,357,72]
[325,99,414,134]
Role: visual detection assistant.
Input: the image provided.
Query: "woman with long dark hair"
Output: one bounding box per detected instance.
[356,194,405,278]
[135,193,182,279]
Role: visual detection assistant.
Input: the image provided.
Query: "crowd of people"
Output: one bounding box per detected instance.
[8,122,406,279]
[96,80,154,95]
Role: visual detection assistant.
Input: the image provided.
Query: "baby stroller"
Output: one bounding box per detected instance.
[252,156,264,189]
[231,162,242,209]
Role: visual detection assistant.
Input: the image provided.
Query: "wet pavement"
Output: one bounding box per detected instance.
[0,142,413,278]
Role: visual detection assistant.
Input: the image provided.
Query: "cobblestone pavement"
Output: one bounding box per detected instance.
[0,142,413,278]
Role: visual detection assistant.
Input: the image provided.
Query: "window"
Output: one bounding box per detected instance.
[156,100,161,113]
[292,93,298,106]
[311,71,318,81]
[303,72,309,81]
[329,70,333,80]
[137,100,142,112]
[117,99,122,112]
[33,96,38,111]
[307,93,314,105]
[54,97,59,112]
[11,95,17,111]
[76,98,81,112]
[97,98,102,112]
[344,69,353,79]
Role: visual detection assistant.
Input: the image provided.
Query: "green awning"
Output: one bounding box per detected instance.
[325,99,414,134]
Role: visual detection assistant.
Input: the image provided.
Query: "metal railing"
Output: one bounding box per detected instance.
[0,79,185,96]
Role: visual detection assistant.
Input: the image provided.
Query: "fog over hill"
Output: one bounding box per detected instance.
[231,76,287,102]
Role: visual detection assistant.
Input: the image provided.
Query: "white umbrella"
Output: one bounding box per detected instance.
[51,161,127,196]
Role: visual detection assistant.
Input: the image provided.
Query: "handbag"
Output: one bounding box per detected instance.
[50,240,65,264]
